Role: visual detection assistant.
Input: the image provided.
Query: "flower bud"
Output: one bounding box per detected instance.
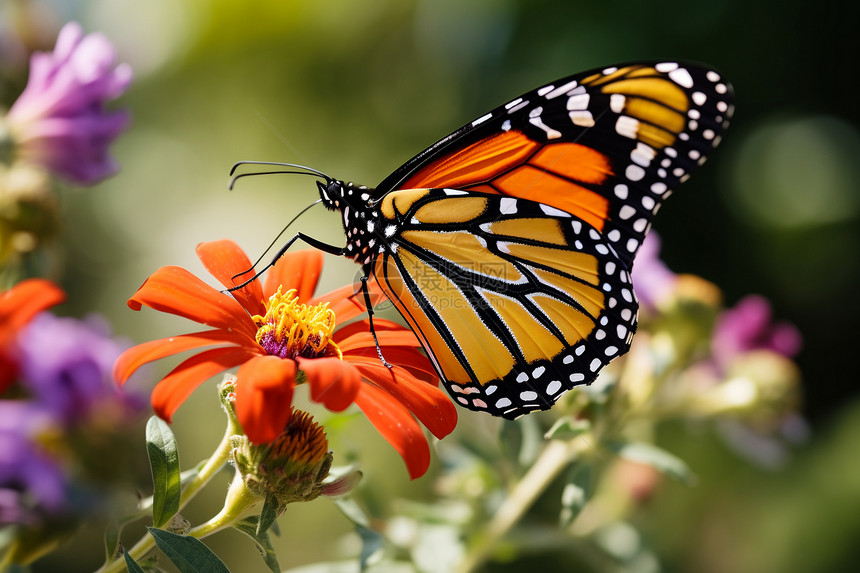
[231,408,334,506]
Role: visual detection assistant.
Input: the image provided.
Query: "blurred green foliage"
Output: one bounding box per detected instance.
[3,0,858,571]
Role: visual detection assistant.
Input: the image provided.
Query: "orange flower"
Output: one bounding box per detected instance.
[0,279,66,392]
[114,240,457,479]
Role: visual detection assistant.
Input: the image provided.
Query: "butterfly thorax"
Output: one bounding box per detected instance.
[316,179,381,266]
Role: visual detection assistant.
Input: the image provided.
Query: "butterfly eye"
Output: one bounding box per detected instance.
[317,180,337,204]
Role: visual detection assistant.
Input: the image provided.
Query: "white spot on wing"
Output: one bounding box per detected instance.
[631,142,656,166]
[507,101,529,114]
[566,93,590,110]
[569,110,595,127]
[472,113,493,126]
[529,116,562,139]
[625,164,645,181]
[540,204,571,217]
[616,116,639,139]
[668,67,694,88]
[545,80,579,99]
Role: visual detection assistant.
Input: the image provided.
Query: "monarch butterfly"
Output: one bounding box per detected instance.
[233,62,733,419]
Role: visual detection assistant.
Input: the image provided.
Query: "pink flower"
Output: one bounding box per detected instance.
[712,294,802,369]
[4,22,131,185]
[632,233,677,311]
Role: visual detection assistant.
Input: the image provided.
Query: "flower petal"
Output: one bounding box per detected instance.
[314,278,388,324]
[151,347,258,422]
[264,250,323,302]
[128,266,257,340]
[114,329,257,384]
[296,357,361,412]
[353,383,432,480]
[0,279,66,336]
[235,356,297,444]
[196,240,265,316]
[351,359,457,440]
[344,347,437,383]
[335,319,425,353]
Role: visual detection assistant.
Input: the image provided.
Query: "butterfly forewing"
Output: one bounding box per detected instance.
[376,62,734,267]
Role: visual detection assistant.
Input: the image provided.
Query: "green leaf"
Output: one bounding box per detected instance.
[609,441,696,484]
[104,519,121,564]
[500,415,542,467]
[545,417,592,441]
[334,498,383,571]
[357,523,385,571]
[559,462,592,527]
[146,416,181,528]
[234,518,281,573]
[148,528,230,573]
[123,551,147,573]
[334,497,370,528]
[257,495,279,537]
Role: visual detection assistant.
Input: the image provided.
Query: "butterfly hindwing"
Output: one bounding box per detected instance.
[370,188,637,418]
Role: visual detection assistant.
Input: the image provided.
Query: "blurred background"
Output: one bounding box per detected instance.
[2,0,859,571]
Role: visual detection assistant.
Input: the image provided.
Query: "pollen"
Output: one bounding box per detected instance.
[253,287,342,360]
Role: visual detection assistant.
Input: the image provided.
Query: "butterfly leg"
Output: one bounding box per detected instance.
[360,275,393,369]
[227,232,345,291]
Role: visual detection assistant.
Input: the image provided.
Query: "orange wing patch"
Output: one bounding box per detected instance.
[400,130,540,190]
[395,129,612,232]
[490,164,609,231]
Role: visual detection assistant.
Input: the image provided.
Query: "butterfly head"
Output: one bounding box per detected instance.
[316,180,373,211]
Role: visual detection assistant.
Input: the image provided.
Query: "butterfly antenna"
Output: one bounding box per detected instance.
[229,170,330,190]
[229,160,332,180]
[226,161,331,284]
[249,199,323,270]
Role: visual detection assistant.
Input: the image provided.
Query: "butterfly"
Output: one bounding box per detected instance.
[233,62,733,419]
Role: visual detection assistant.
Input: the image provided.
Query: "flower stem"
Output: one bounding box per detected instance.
[457,438,584,573]
[188,473,262,539]
[95,423,237,573]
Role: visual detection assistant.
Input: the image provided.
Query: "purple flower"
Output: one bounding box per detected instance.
[712,294,802,368]
[632,233,677,311]
[16,312,140,424]
[4,22,131,185]
[0,401,67,525]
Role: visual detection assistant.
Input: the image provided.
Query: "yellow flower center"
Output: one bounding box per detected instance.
[253,287,341,360]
